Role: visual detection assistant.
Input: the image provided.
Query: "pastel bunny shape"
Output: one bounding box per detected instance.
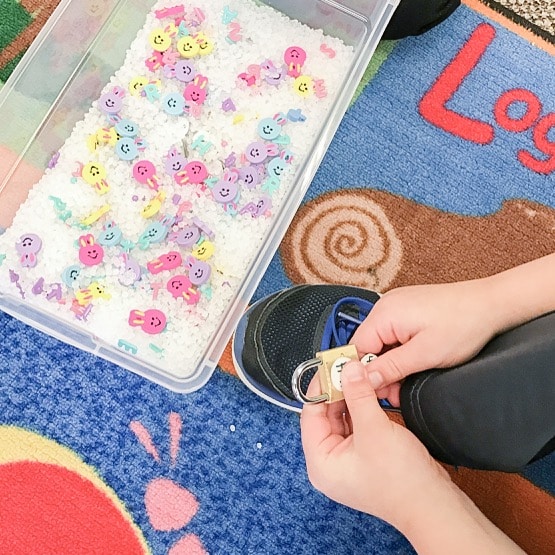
[78,234,105,266]
[128,309,167,335]
[16,234,42,268]
[184,74,208,105]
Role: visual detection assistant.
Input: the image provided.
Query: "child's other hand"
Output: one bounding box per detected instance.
[351,281,498,404]
[301,361,525,554]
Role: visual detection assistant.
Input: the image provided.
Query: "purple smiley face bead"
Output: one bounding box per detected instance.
[238,165,261,189]
[213,179,239,203]
[165,148,188,175]
[186,256,211,286]
[255,195,272,216]
[174,60,197,83]
[170,225,200,247]
[245,141,268,164]
[16,233,42,268]
[98,86,125,115]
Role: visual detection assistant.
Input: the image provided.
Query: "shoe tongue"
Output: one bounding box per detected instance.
[256,290,334,398]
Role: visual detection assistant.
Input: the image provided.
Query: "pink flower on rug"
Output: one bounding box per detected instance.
[145,478,199,531]
[168,533,207,555]
[130,412,207,554]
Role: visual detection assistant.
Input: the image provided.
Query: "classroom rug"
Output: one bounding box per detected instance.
[0,1,554,553]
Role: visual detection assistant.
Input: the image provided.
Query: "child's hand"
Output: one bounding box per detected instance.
[350,280,498,404]
[301,361,452,531]
[301,361,525,554]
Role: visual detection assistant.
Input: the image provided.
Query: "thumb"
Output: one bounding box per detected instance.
[364,335,433,389]
[341,361,388,433]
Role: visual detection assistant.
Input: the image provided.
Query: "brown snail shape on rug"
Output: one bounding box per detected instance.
[280,188,555,291]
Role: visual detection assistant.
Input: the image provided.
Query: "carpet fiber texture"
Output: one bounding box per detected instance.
[0,1,553,554]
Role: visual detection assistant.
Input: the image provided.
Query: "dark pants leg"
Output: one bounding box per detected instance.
[384,0,461,39]
[400,312,555,472]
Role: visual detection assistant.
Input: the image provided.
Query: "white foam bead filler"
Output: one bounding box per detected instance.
[0,0,354,382]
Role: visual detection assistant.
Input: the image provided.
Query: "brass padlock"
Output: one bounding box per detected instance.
[292,345,377,405]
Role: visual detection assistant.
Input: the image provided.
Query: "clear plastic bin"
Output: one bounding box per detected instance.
[0,0,398,392]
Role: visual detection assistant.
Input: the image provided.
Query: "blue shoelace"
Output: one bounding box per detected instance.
[321,296,394,410]
[321,296,373,350]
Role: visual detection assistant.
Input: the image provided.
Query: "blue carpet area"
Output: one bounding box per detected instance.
[0,310,412,554]
[310,8,555,215]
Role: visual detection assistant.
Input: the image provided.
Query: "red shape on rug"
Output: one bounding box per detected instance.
[0,461,145,554]
[494,88,542,133]
[419,22,496,144]
[518,112,555,174]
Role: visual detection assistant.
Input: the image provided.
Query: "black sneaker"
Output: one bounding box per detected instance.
[232,284,381,412]
[233,284,555,472]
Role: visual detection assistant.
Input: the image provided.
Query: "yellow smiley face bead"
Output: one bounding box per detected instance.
[192,241,215,261]
[129,76,149,96]
[149,28,172,52]
[141,191,166,219]
[82,162,106,182]
[82,162,110,195]
[293,75,314,98]
[75,282,111,306]
[96,127,118,147]
[195,32,214,56]
[177,36,200,59]
[86,134,100,153]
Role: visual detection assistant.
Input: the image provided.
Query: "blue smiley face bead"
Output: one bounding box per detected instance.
[116,137,139,161]
[98,222,123,247]
[62,264,81,288]
[267,157,287,179]
[162,92,186,116]
[257,117,281,141]
[115,119,139,138]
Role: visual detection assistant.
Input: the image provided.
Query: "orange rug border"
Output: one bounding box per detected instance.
[463,0,555,56]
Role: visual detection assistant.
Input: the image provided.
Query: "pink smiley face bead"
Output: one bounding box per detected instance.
[78,234,105,266]
[284,46,307,78]
[128,309,167,335]
[133,160,161,191]
[174,160,208,186]
[147,251,183,275]
[166,275,201,305]
[184,75,208,105]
